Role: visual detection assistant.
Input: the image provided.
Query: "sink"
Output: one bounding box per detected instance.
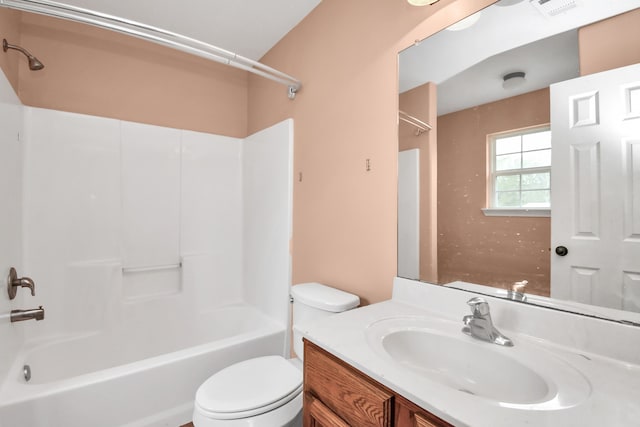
[382,329,549,404]
[366,316,592,410]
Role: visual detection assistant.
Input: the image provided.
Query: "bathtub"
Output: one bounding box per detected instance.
[0,304,286,427]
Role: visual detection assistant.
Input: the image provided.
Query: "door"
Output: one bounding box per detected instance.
[550,63,640,311]
[398,149,420,280]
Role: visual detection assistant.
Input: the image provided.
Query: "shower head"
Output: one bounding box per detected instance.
[2,39,45,71]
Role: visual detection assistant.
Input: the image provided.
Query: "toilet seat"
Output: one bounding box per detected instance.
[195,356,303,421]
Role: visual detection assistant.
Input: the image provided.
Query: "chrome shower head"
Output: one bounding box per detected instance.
[2,39,45,71]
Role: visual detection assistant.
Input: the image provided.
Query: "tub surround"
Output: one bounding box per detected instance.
[0,87,294,426]
[0,53,23,389]
[19,107,293,341]
[301,277,640,426]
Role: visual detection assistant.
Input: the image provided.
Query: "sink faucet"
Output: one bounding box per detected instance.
[462,297,513,347]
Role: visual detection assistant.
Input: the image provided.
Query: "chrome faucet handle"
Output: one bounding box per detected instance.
[508,280,528,302]
[466,297,490,317]
[7,268,36,300]
[512,280,528,293]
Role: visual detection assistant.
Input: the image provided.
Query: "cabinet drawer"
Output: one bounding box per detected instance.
[304,340,393,427]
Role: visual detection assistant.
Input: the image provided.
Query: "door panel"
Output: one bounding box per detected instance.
[551,63,640,311]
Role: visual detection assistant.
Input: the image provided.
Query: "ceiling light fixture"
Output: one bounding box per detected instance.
[445,11,482,31]
[502,71,526,89]
[407,0,440,6]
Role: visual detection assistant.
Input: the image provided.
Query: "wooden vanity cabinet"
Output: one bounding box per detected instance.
[394,395,452,427]
[303,340,453,427]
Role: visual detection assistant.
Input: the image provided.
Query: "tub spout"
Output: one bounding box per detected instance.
[10,306,44,322]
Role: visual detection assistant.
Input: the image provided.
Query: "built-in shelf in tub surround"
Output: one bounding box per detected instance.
[300,277,640,427]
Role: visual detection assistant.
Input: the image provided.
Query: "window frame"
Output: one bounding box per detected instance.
[484,125,551,217]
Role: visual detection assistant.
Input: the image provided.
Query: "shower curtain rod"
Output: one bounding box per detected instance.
[0,0,302,99]
[399,110,432,136]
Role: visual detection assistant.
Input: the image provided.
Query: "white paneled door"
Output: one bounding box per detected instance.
[551,63,640,312]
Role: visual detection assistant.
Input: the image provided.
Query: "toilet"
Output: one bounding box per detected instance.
[192,282,360,427]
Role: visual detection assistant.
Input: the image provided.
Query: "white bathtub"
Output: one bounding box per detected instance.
[0,304,286,427]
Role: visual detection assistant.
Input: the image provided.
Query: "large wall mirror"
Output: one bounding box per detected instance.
[398,0,640,323]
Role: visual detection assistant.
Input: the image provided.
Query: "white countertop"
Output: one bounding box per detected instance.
[300,278,640,427]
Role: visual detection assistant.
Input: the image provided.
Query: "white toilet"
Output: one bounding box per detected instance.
[192,282,360,427]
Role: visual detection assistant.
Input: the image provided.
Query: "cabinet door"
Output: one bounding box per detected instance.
[414,413,440,427]
[304,341,393,427]
[306,393,350,427]
[395,394,454,427]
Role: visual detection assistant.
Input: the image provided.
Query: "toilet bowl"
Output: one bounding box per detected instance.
[192,356,303,427]
[192,283,359,427]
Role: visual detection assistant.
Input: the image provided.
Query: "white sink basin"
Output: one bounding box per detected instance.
[366,316,592,410]
[383,329,548,403]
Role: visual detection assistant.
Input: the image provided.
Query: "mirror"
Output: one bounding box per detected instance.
[398,0,640,323]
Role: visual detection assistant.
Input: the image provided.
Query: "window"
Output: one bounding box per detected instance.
[487,127,551,212]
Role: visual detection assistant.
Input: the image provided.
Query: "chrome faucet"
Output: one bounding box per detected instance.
[462,297,513,347]
[10,306,45,323]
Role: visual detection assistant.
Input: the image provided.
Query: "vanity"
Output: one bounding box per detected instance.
[300,278,640,427]
[304,340,451,427]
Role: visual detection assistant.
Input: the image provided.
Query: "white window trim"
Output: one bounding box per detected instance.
[482,208,550,217]
[486,125,551,215]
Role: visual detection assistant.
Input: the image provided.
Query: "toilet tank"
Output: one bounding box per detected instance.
[291,282,359,360]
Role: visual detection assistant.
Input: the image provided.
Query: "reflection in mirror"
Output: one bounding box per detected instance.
[397,0,640,323]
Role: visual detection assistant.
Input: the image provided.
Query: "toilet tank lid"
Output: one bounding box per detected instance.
[291,282,360,312]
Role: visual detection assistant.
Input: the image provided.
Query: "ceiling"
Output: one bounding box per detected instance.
[435,30,580,116]
[399,0,640,115]
[49,0,322,60]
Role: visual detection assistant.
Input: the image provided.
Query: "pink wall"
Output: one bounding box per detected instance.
[437,89,551,296]
[248,0,494,304]
[579,8,640,76]
[399,83,438,283]
[0,8,21,92]
[3,11,249,137]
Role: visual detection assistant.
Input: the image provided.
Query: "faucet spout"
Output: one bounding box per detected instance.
[10,306,45,322]
[462,297,513,347]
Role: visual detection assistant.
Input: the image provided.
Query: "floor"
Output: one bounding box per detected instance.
[180,423,194,427]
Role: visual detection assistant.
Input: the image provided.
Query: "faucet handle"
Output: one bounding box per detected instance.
[512,280,528,293]
[7,268,36,300]
[467,297,490,316]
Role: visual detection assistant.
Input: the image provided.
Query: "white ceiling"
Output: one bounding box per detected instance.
[53,0,322,60]
[399,0,640,115]
[436,30,580,115]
